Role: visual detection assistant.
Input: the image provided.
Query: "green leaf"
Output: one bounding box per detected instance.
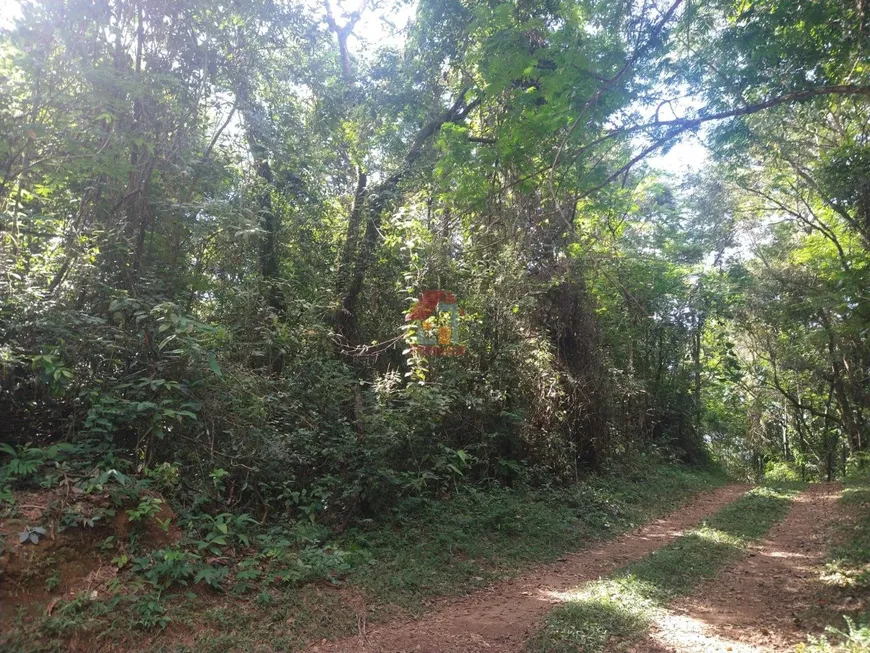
[447,463,464,476]
[208,352,222,377]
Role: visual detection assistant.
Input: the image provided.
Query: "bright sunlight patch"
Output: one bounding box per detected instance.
[526,486,800,653]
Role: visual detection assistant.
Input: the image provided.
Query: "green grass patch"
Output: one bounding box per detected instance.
[1,461,726,652]
[527,485,799,653]
[825,485,870,592]
[799,481,870,653]
[343,461,727,615]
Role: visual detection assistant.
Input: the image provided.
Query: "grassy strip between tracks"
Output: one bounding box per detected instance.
[527,484,802,653]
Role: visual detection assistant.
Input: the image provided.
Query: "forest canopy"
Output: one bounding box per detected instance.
[1,0,868,521]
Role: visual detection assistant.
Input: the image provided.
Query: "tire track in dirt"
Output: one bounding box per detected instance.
[308,483,751,653]
[631,483,844,653]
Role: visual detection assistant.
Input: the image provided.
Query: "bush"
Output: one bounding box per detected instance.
[764,461,802,483]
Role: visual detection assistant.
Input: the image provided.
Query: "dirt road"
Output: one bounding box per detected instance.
[309,484,752,653]
[633,483,843,652]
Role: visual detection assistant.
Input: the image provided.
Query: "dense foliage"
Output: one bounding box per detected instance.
[1,0,868,524]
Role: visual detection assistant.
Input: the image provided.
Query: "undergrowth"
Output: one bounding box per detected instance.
[526,485,799,653]
[0,453,726,652]
[343,458,727,614]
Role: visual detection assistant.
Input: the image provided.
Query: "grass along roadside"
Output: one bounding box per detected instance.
[343,460,728,615]
[799,479,870,652]
[2,461,726,652]
[526,485,801,653]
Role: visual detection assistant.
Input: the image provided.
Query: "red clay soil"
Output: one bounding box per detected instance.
[308,483,751,653]
[0,487,179,633]
[632,483,845,653]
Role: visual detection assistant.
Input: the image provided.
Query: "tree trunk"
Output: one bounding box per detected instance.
[334,94,479,345]
[820,310,862,454]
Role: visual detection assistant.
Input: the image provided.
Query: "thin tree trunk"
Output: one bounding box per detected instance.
[335,95,479,344]
[819,310,862,453]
